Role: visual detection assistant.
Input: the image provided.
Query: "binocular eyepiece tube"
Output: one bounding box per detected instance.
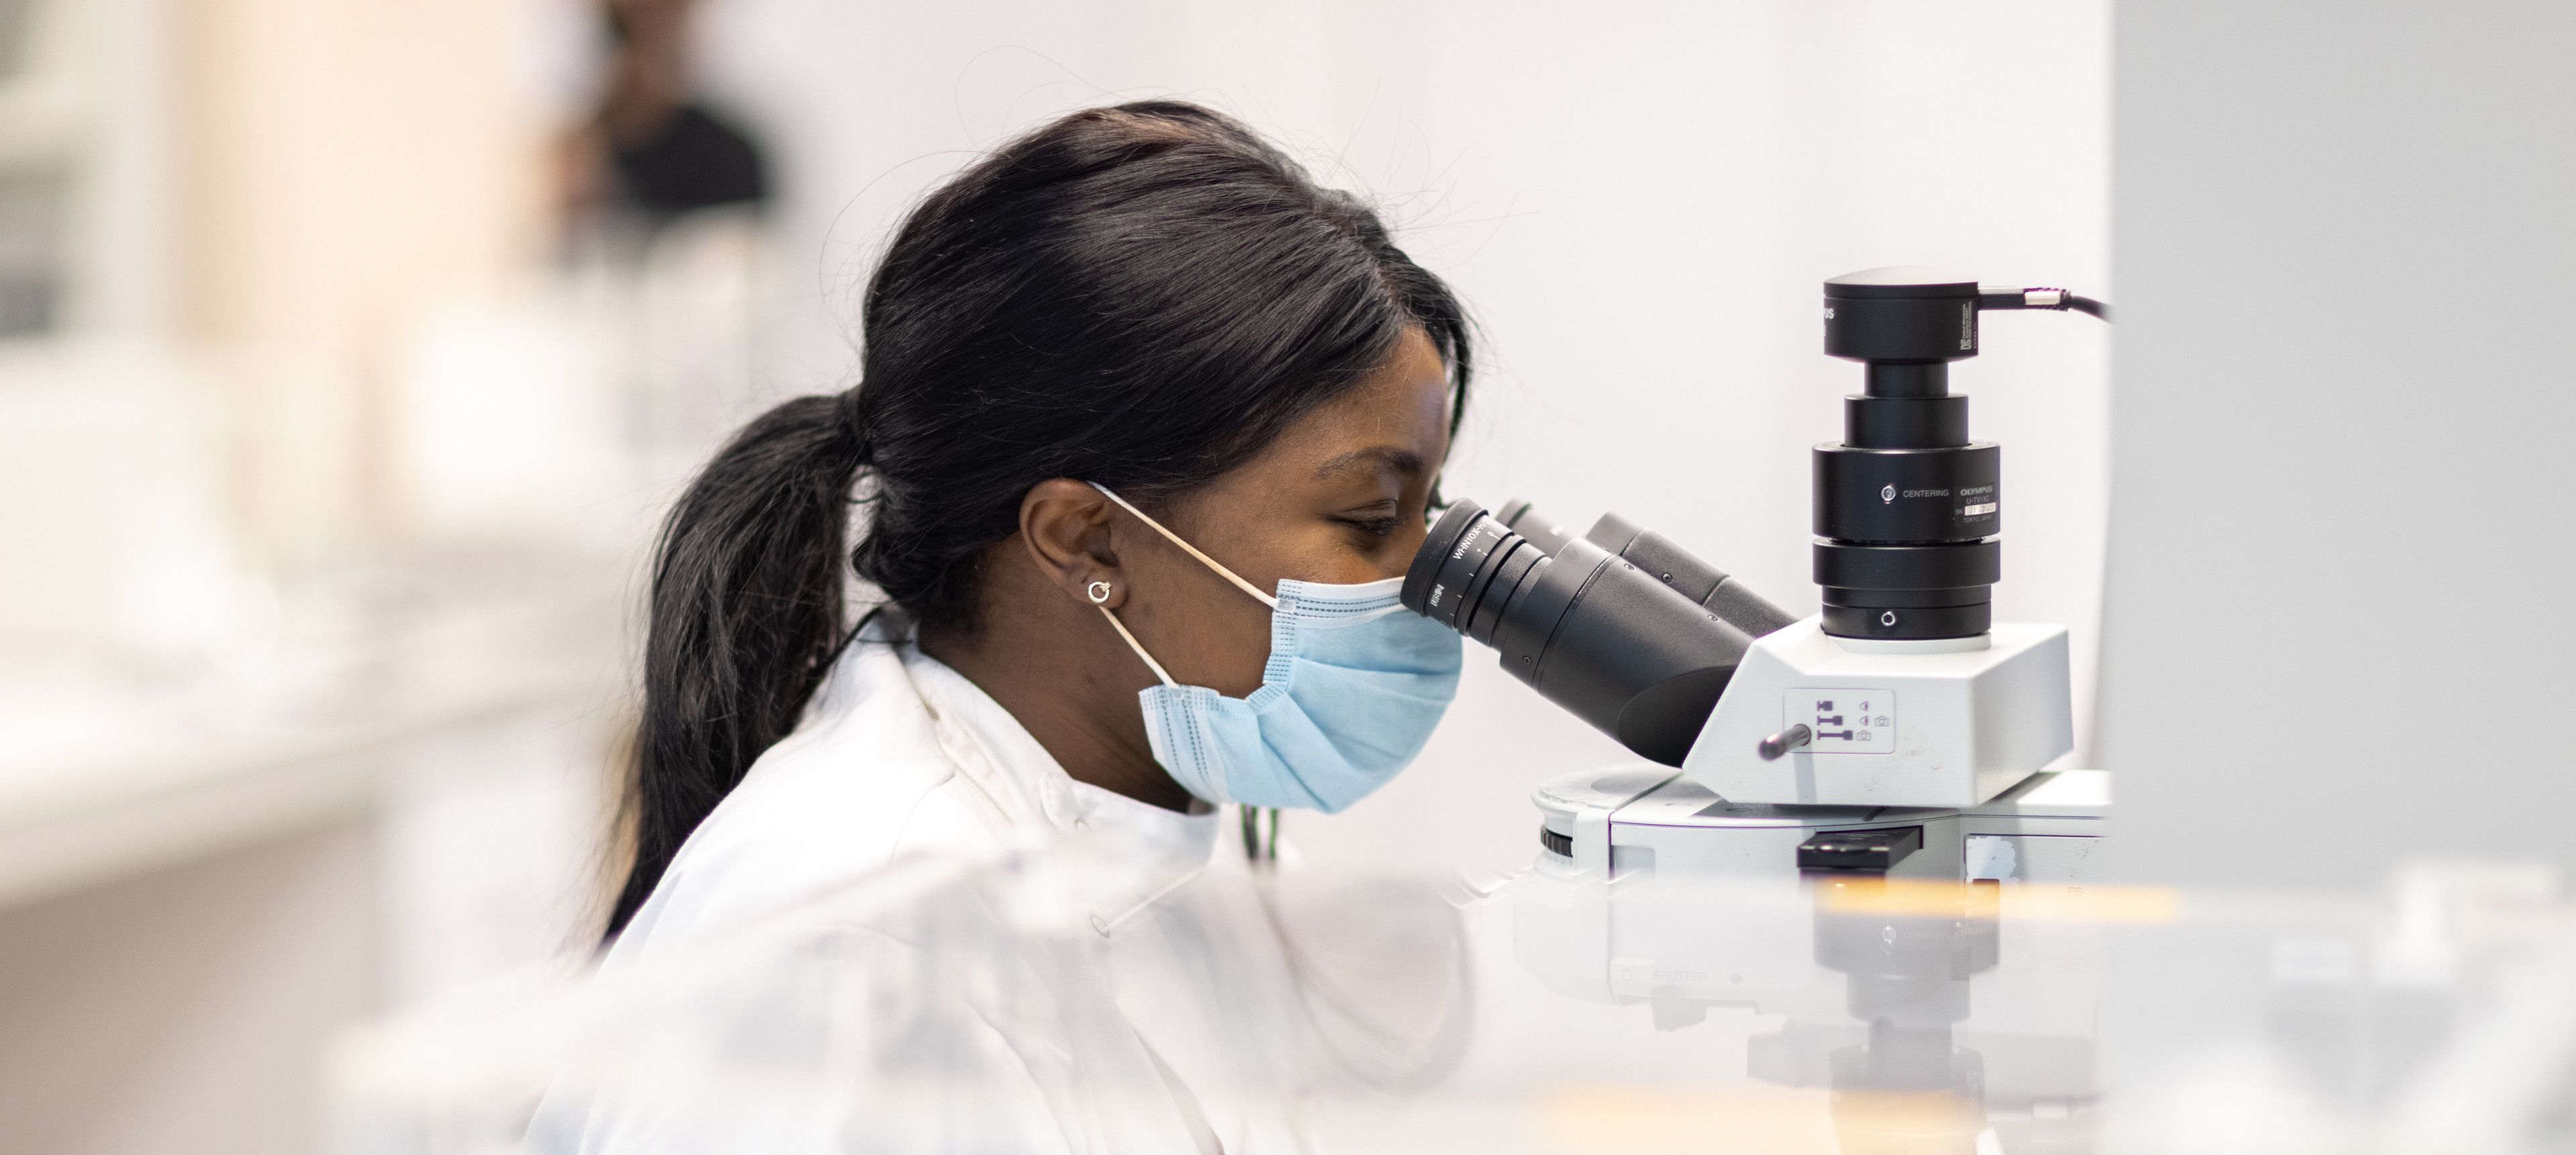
[1399,500,1793,766]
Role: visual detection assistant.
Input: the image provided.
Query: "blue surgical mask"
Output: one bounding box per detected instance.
[1089,483,1463,813]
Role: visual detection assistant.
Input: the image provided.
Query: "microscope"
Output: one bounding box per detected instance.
[1438,269,2115,1150]
[1401,267,2113,886]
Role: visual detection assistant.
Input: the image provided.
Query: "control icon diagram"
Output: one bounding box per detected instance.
[1788,689,1896,753]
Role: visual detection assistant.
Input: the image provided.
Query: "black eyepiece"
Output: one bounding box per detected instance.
[1401,500,1760,767]
[1405,502,1551,645]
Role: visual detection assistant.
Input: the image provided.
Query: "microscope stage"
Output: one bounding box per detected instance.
[1536,765,2109,884]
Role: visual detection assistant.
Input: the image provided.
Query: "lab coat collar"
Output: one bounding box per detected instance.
[862,607,1220,927]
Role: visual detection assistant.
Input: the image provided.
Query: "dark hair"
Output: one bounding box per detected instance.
[606,101,1472,938]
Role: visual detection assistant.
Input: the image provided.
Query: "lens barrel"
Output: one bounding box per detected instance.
[1508,505,1799,641]
[1404,502,1755,766]
[1817,269,2005,640]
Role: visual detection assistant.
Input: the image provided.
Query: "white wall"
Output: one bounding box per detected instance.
[688,0,2111,872]
[2103,3,2576,888]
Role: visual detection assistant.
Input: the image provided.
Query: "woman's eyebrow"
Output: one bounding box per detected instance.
[1313,446,1425,478]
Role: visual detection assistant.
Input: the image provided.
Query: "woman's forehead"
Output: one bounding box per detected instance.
[1279,334,1454,462]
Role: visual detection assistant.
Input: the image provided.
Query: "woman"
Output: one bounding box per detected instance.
[600,100,1475,957]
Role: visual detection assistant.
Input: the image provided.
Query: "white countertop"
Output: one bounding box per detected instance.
[0,559,628,910]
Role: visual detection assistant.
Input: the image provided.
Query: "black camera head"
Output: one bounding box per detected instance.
[1824,266,1984,371]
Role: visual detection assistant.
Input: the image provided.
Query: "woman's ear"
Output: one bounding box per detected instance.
[1017,479,1126,608]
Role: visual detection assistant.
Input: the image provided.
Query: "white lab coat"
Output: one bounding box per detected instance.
[534,610,1292,1154]
[602,610,1222,960]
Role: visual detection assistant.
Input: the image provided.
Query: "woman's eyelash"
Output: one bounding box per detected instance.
[1339,515,1403,537]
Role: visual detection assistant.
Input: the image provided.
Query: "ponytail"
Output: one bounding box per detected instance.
[605,392,865,937]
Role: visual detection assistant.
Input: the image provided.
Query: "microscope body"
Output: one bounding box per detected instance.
[1686,618,2072,807]
[1682,266,2076,809]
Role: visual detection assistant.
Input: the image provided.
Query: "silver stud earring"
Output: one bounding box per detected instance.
[1087,580,1113,604]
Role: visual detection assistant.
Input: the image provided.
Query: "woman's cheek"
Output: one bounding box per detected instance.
[1219,618,1273,696]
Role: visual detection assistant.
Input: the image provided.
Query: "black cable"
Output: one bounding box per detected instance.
[2064,293,2109,320]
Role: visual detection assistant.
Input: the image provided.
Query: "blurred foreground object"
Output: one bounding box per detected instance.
[333,827,2576,1154]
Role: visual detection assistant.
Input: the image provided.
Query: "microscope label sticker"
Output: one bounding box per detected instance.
[1788,689,1895,754]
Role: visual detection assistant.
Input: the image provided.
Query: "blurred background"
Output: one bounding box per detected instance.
[7,1,2111,1151]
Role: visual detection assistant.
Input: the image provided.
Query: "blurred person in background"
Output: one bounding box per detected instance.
[558,0,769,230]
[549,0,782,499]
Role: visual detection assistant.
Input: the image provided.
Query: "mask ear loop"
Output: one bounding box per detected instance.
[1090,580,1177,687]
[1089,482,1280,610]
[1091,484,1285,852]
